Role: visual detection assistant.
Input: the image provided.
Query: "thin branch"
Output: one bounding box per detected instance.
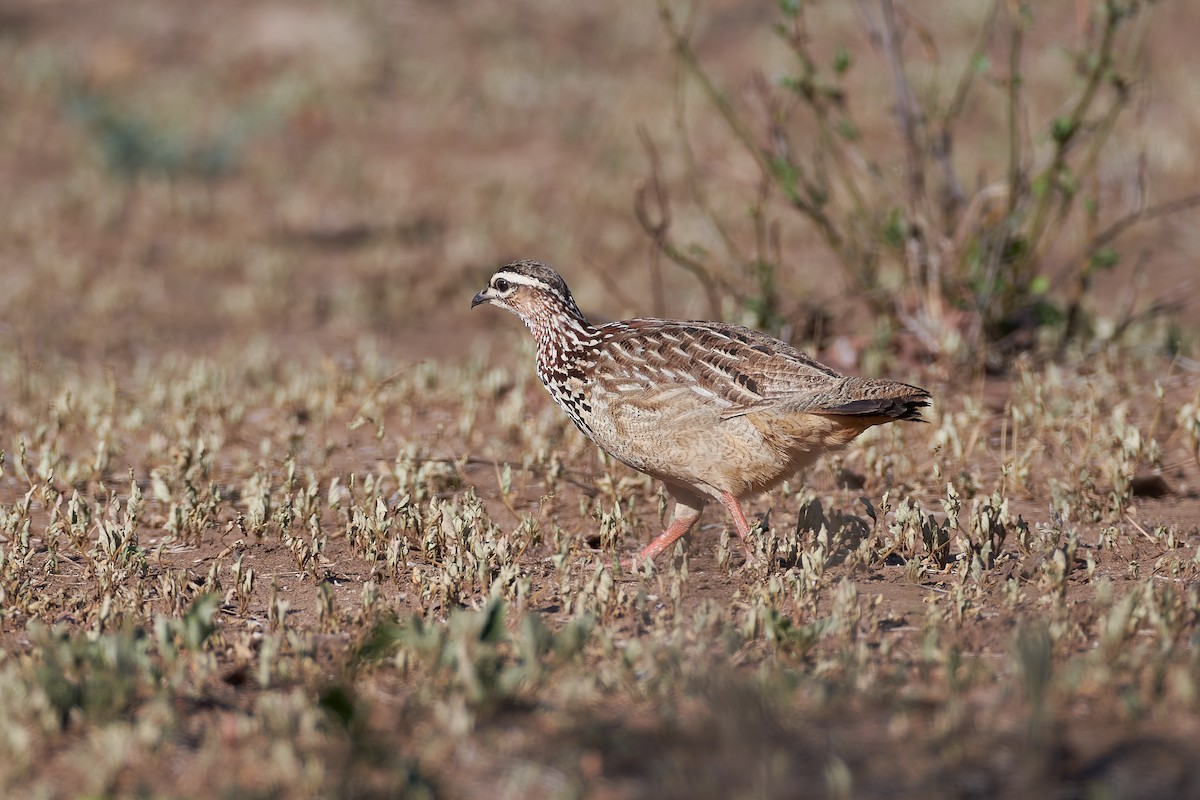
[656,0,847,261]
[1107,286,1189,348]
[772,14,836,211]
[1086,192,1200,256]
[634,125,724,319]
[1061,190,1200,344]
[673,51,746,265]
[945,0,1002,125]
[878,0,926,207]
[1056,1,1153,228]
[1004,1,1025,217]
[655,0,771,180]
[1024,0,1122,267]
[934,0,1001,222]
[649,244,666,318]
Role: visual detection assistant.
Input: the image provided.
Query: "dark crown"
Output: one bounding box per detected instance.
[498,260,586,321]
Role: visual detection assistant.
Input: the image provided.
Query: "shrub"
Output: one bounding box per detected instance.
[640,0,1200,366]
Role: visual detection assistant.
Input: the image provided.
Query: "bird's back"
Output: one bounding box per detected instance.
[592,317,924,416]
[574,317,928,497]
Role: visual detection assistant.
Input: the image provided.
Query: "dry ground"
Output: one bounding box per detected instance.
[2,1,1200,798]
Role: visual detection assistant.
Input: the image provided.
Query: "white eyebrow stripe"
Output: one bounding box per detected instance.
[492,272,548,290]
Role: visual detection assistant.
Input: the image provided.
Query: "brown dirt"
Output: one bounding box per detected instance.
[2,1,1200,798]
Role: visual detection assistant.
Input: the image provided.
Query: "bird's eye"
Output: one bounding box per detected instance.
[493,278,511,293]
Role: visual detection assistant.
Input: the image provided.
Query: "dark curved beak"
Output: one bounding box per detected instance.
[471,289,492,308]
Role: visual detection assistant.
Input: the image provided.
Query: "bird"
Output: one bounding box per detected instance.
[471,259,930,566]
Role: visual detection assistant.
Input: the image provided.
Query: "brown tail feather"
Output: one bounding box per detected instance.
[815,382,931,422]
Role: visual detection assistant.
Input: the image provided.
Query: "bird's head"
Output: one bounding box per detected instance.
[471,260,587,324]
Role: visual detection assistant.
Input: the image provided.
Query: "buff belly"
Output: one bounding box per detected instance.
[580,392,869,500]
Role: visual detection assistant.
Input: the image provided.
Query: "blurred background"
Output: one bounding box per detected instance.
[1,0,1197,370]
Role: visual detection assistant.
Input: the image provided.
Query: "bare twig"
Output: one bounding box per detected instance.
[1107,293,1189,349]
[1024,0,1123,270]
[1125,512,1158,545]
[936,0,1002,220]
[1060,191,1200,345]
[1062,3,1153,228]
[655,0,771,179]
[945,0,1002,124]
[1005,1,1025,217]
[878,0,926,208]
[657,0,848,263]
[672,56,745,266]
[634,125,723,318]
[648,245,666,319]
[1083,192,1200,260]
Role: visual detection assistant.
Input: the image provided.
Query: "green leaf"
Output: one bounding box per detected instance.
[354,620,406,663]
[1051,116,1076,144]
[181,593,219,651]
[881,209,907,250]
[1090,248,1120,270]
[520,613,553,660]
[835,120,860,141]
[554,613,594,659]
[779,75,814,100]
[1056,168,1078,199]
[1002,235,1030,264]
[833,46,853,75]
[769,155,803,205]
[1031,298,1065,326]
[478,598,507,643]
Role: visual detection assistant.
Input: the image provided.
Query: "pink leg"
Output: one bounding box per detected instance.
[718,492,752,540]
[625,491,758,568]
[718,491,757,559]
[630,508,701,565]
